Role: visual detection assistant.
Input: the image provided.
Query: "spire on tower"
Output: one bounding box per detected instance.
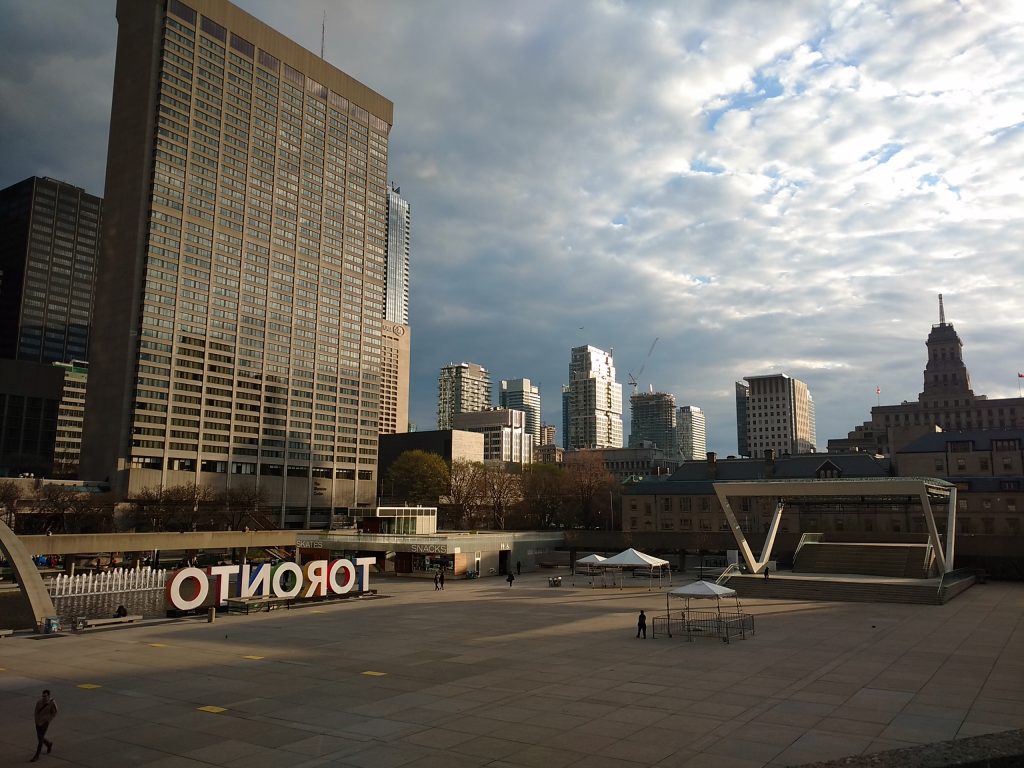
[938,293,945,325]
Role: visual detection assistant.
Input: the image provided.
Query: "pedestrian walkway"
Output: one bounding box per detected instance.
[0,571,1021,766]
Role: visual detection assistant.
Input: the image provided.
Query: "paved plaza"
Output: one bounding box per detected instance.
[1,572,1022,767]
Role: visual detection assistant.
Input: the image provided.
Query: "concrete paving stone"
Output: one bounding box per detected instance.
[428,714,507,736]
[703,734,788,763]
[598,735,680,765]
[753,699,834,728]
[812,716,887,738]
[654,712,732,735]
[568,754,647,768]
[184,737,270,764]
[844,687,915,711]
[570,716,647,738]
[672,752,763,768]
[627,724,704,751]
[336,717,426,741]
[769,730,875,766]
[859,736,919,754]
[447,734,524,760]
[485,720,563,744]
[500,743,586,767]
[399,726,476,750]
[827,705,899,725]
[879,712,964,743]
[726,721,806,748]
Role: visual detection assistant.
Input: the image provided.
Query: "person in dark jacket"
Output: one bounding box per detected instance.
[31,689,57,761]
[637,610,647,639]
[507,572,515,588]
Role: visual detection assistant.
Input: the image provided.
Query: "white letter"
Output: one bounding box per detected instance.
[240,563,271,598]
[166,567,208,611]
[303,560,327,598]
[355,557,376,592]
[328,559,354,594]
[209,565,238,605]
[272,562,303,598]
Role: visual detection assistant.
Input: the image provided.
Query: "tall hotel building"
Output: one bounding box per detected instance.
[437,362,491,429]
[564,345,623,450]
[736,374,816,457]
[499,378,541,445]
[82,0,394,526]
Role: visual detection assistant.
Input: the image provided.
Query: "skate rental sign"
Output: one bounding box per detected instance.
[165,558,376,611]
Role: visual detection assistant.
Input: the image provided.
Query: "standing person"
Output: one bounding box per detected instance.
[764,566,770,581]
[439,570,445,590]
[516,560,521,576]
[433,571,440,591]
[636,610,647,639]
[31,689,57,762]
[507,572,515,588]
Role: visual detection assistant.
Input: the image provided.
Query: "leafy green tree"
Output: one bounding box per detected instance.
[386,450,450,506]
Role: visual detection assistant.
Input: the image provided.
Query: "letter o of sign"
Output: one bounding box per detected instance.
[272,562,303,598]
[167,567,209,611]
[328,559,355,595]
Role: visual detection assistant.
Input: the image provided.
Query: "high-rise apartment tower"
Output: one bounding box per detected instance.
[564,345,623,450]
[499,378,541,445]
[437,362,491,429]
[628,391,677,453]
[737,374,816,457]
[82,0,394,526]
[385,185,409,325]
[676,405,706,461]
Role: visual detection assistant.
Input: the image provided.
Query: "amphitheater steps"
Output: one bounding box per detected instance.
[793,543,933,579]
[726,575,949,605]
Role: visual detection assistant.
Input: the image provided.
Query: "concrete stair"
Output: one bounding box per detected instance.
[724,573,955,605]
[794,542,934,578]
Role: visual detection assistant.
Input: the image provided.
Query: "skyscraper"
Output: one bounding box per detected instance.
[0,177,101,364]
[499,378,541,445]
[739,374,816,457]
[82,0,394,526]
[564,345,623,450]
[385,185,410,325]
[437,362,491,429]
[735,381,749,457]
[676,405,706,461]
[628,391,677,453]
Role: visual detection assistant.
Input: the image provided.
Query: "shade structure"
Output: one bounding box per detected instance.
[575,554,607,565]
[595,548,671,590]
[668,581,736,600]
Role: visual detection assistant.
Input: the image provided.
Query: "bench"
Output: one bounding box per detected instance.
[0,629,13,638]
[76,615,142,630]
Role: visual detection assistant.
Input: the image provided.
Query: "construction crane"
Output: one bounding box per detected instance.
[627,337,659,396]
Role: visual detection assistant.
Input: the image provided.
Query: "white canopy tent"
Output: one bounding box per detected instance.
[595,548,671,590]
[660,580,753,642]
[573,553,606,586]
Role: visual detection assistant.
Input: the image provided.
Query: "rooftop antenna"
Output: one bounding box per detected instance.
[938,293,945,325]
[320,10,326,58]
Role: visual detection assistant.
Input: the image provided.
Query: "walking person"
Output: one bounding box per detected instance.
[31,689,57,761]
[636,610,647,639]
[507,572,515,588]
[433,571,440,590]
[764,566,770,581]
[516,560,521,576]
[439,570,445,590]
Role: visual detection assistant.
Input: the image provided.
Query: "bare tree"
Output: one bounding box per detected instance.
[518,464,567,529]
[133,483,214,532]
[563,451,617,529]
[479,463,523,531]
[447,459,485,528]
[0,479,21,529]
[214,485,267,530]
[34,484,112,534]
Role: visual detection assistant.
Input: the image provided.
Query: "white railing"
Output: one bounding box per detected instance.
[47,568,167,597]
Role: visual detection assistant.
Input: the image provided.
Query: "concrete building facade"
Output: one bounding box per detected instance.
[499,378,541,445]
[453,407,533,465]
[82,0,394,527]
[738,374,816,457]
[52,361,89,479]
[437,362,491,430]
[677,405,707,461]
[564,345,623,450]
[379,321,409,435]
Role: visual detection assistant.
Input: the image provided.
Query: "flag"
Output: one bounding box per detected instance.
[876,386,881,395]
[1019,373,1024,379]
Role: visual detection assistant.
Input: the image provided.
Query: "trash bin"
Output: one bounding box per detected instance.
[207,606,216,623]
[43,617,60,634]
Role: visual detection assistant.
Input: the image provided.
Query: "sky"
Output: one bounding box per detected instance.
[1,0,1023,455]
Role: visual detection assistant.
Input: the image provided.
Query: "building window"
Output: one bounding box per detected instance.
[956,458,966,470]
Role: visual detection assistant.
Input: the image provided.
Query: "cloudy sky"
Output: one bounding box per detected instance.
[2,0,1022,454]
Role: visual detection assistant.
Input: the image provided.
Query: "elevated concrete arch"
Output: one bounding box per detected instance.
[0,519,56,629]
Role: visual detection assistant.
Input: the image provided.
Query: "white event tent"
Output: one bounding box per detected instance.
[594,548,671,590]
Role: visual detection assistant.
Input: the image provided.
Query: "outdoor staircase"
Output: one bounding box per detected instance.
[723,572,975,605]
[793,542,934,578]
